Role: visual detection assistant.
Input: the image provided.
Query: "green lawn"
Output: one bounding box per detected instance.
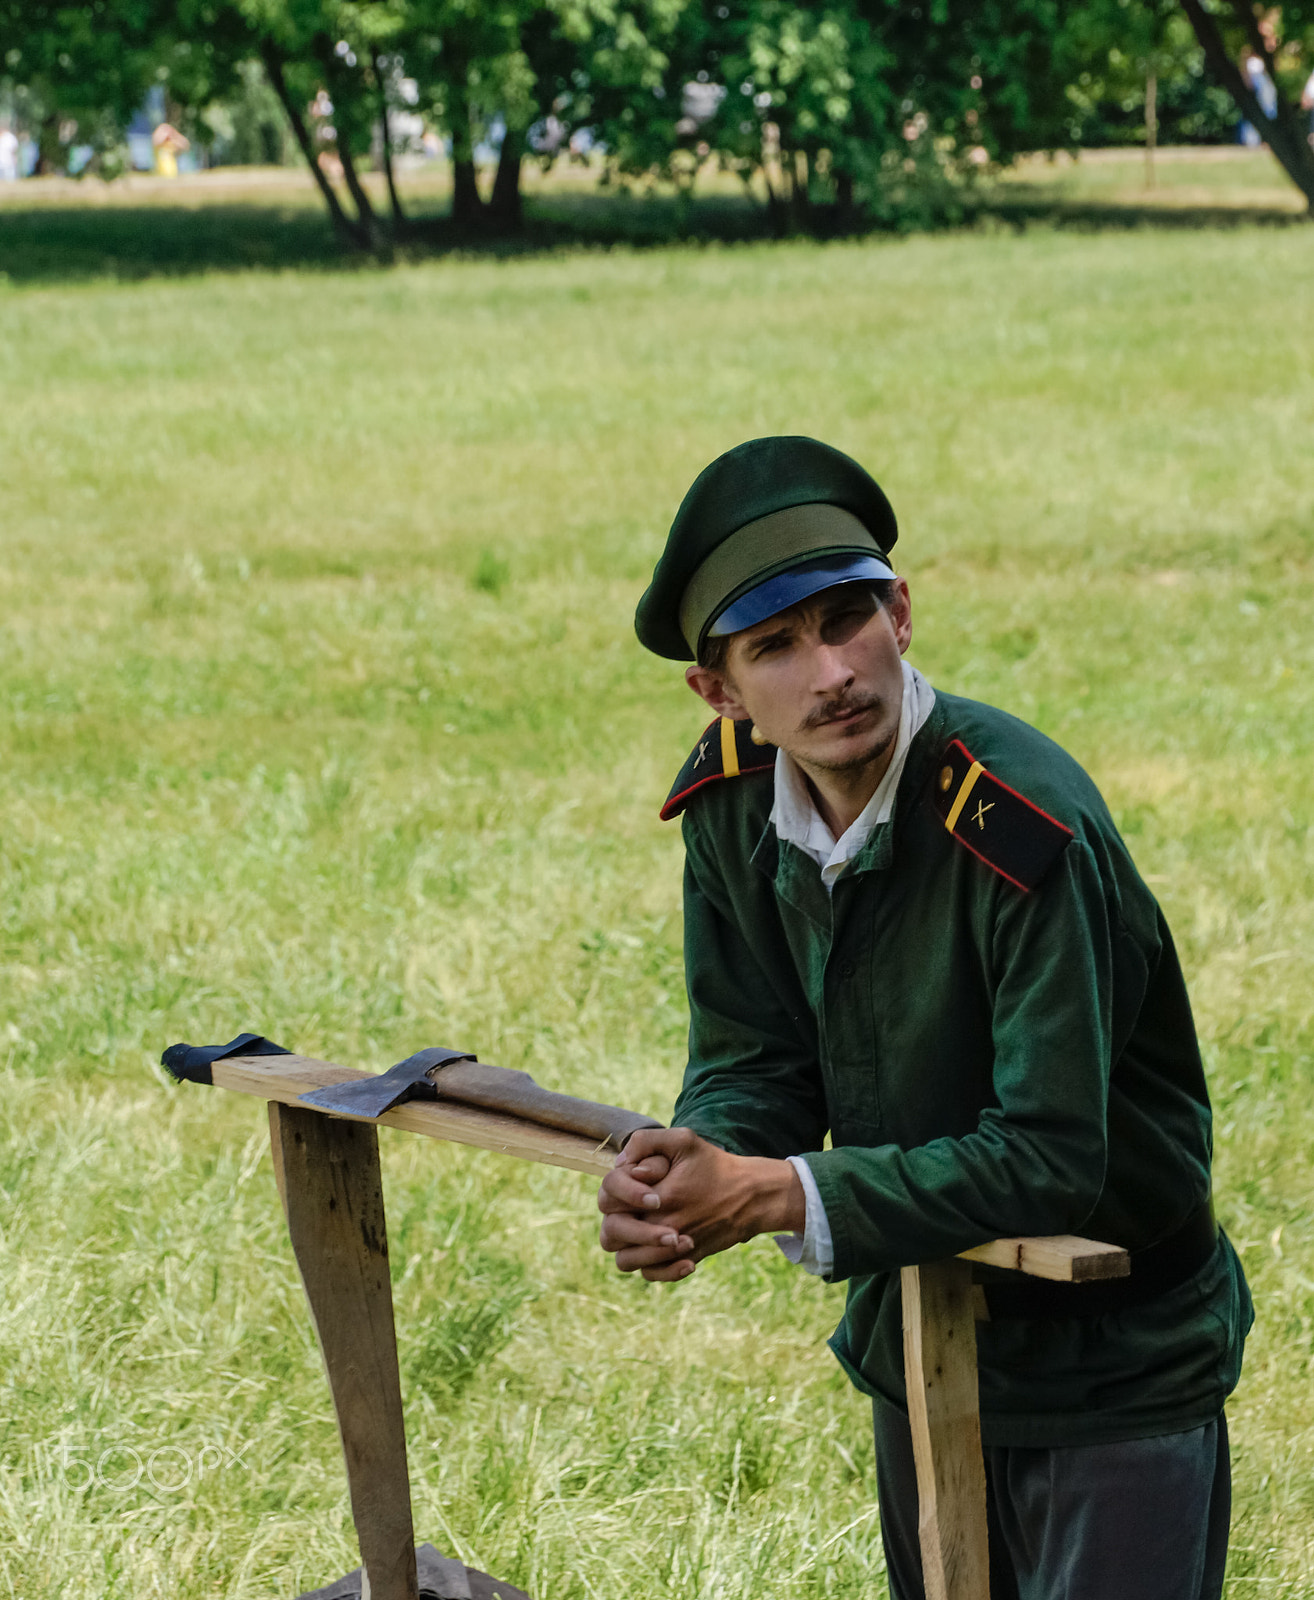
[1,218,1312,1599]
[1002,143,1305,210]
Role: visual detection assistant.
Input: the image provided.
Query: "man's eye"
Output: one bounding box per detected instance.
[753,637,788,657]
[824,609,867,639]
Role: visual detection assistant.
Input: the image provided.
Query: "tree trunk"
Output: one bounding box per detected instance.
[260,46,369,248]
[34,112,61,176]
[452,158,483,224]
[835,168,855,219]
[444,76,485,227]
[792,149,812,230]
[377,60,409,233]
[488,127,522,230]
[1181,0,1314,211]
[761,164,788,237]
[337,139,385,251]
[1145,72,1157,190]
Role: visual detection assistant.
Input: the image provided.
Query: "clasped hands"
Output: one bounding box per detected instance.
[596,1126,805,1283]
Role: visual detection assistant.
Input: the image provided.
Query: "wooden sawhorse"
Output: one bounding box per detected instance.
[203,1050,1129,1600]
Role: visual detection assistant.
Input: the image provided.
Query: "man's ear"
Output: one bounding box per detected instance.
[890,578,913,655]
[685,663,749,720]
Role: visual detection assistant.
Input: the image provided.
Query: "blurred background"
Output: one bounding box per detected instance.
[1,3,1312,1598]
[2,0,1314,268]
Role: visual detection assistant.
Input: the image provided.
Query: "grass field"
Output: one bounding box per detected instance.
[1002,144,1307,210]
[1,210,1312,1599]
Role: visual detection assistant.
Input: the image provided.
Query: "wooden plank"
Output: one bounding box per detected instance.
[269,1102,419,1600]
[218,1053,616,1177]
[901,1259,990,1600]
[221,1055,1129,1281]
[957,1234,1129,1282]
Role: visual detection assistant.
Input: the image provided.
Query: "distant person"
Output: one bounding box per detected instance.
[1303,66,1314,144]
[309,89,343,181]
[0,122,18,182]
[1238,35,1278,146]
[152,121,190,178]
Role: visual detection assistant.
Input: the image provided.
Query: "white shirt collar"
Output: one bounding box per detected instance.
[769,661,936,889]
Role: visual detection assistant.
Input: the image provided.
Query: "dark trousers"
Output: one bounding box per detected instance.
[873,1399,1231,1600]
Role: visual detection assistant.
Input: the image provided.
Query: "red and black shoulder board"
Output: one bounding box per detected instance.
[660,717,776,820]
[931,739,1073,891]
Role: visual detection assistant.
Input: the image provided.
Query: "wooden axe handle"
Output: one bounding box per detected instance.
[429,1059,663,1150]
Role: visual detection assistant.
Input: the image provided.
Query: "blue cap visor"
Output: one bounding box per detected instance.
[706,553,897,640]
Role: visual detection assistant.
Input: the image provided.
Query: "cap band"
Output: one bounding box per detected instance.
[707,553,897,639]
[678,503,883,655]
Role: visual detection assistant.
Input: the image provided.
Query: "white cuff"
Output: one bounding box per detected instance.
[774,1155,834,1278]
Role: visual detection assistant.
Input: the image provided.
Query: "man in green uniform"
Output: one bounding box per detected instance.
[597,436,1251,1599]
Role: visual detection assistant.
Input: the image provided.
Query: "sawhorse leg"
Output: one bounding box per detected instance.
[270,1102,419,1600]
[901,1259,990,1600]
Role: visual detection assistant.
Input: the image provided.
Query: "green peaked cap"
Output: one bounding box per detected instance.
[634,435,899,661]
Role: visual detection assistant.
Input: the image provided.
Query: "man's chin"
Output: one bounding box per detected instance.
[795,719,897,774]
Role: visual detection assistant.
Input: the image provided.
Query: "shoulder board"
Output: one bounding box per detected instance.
[931,738,1073,892]
[660,717,776,821]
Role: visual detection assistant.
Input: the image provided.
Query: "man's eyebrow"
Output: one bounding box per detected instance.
[744,622,793,654]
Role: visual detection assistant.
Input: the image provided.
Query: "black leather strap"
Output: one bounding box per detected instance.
[161,1033,291,1086]
[981,1201,1219,1320]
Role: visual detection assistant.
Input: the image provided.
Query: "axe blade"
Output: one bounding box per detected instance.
[298,1046,476,1120]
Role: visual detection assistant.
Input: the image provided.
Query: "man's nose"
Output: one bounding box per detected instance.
[812,644,855,695]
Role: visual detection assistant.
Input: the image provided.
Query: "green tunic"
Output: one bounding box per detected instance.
[672,690,1252,1448]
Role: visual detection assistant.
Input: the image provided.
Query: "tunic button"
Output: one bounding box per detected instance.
[839,961,855,979]
[939,764,954,792]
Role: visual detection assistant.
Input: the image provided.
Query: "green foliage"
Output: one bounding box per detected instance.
[1062,1,1235,145]
[568,0,1086,227]
[393,0,539,151]
[235,0,395,157]
[4,0,1314,229]
[0,0,253,171]
[202,57,296,163]
[1195,0,1314,108]
[0,0,160,171]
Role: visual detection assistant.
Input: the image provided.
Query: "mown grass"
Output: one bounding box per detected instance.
[1,220,1312,1598]
[1004,144,1303,202]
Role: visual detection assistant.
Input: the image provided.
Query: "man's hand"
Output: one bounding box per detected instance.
[597,1126,805,1283]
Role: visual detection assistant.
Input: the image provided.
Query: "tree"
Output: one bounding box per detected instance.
[226,0,403,249]
[1061,0,1235,155]
[1177,0,1314,209]
[391,0,540,227]
[246,0,616,239]
[12,0,1309,252]
[573,0,1086,233]
[0,0,177,173]
[0,0,255,178]
[710,4,881,229]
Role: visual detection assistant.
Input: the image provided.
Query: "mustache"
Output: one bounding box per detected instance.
[802,693,881,731]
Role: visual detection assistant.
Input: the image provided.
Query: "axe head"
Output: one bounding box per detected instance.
[295,1540,529,1600]
[298,1046,475,1120]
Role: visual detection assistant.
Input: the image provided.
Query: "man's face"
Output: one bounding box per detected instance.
[686,579,912,776]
